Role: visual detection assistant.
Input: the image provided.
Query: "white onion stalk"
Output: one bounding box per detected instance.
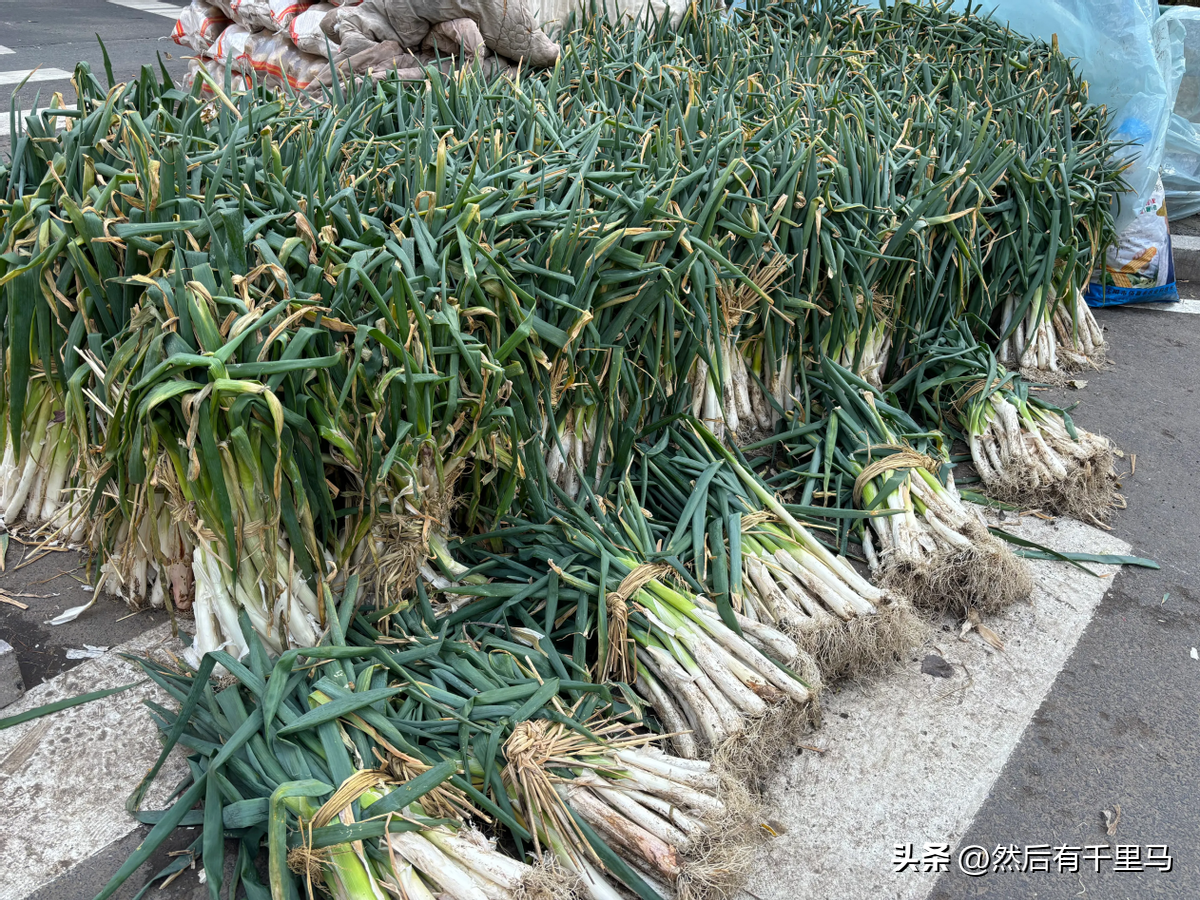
[558,783,681,882]
[501,720,734,895]
[837,319,892,389]
[730,345,756,428]
[718,343,739,437]
[633,793,709,843]
[549,745,730,882]
[392,862,438,900]
[2,389,55,524]
[581,774,693,850]
[648,640,742,738]
[858,467,984,567]
[689,357,708,418]
[743,524,878,620]
[630,577,813,753]
[543,738,741,892]
[593,759,726,821]
[640,648,727,748]
[363,782,575,900]
[695,339,790,441]
[183,547,228,670]
[23,420,59,526]
[615,747,717,788]
[966,387,1115,521]
[740,342,781,432]
[423,828,534,891]
[563,852,625,900]
[0,433,18,511]
[200,543,251,660]
[1000,287,1104,371]
[856,461,1032,613]
[543,407,603,500]
[634,663,699,759]
[691,595,800,663]
[387,831,496,900]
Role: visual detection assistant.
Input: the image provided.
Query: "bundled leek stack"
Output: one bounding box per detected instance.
[0,2,1134,897]
[747,358,1033,620]
[104,578,763,900]
[891,323,1118,524]
[0,0,1123,640]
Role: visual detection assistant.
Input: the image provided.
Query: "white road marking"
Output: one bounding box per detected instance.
[745,514,1131,900]
[0,109,68,139]
[106,0,185,17]
[0,45,15,56]
[1115,298,1200,314]
[0,68,74,87]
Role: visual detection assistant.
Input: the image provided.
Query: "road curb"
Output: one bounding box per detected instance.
[1171,232,1200,286]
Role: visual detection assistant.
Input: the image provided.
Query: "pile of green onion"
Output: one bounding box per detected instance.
[0,0,1130,896]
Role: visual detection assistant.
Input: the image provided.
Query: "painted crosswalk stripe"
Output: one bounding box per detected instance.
[1116,297,1200,314]
[107,0,185,17]
[0,45,16,56]
[2,110,31,139]
[0,109,67,139]
[0,68,74,88]
[1170,233,1200,252]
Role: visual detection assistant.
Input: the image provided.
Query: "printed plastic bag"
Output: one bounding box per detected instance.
[289,3,338,55]
[172,0,233,55]
[271,0,313,30]
[959,0,1181,306]
[1087,176,1178,306]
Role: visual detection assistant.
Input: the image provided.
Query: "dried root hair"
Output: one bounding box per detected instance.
[362,441,464,607]
[287,845,329,882]
[877,522,1032,616]
[708,698,819,795]
[791,600,927,683]
[513,859,586,900]
[982,441,1118,525]
[676,732,776,899]
[363,510,428,606]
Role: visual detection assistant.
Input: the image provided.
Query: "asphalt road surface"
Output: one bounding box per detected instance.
[2,9,1199,900]
[1,0,189,149]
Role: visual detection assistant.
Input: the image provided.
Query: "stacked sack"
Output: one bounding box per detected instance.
[172,0,574,93]
[175,0,341,91]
